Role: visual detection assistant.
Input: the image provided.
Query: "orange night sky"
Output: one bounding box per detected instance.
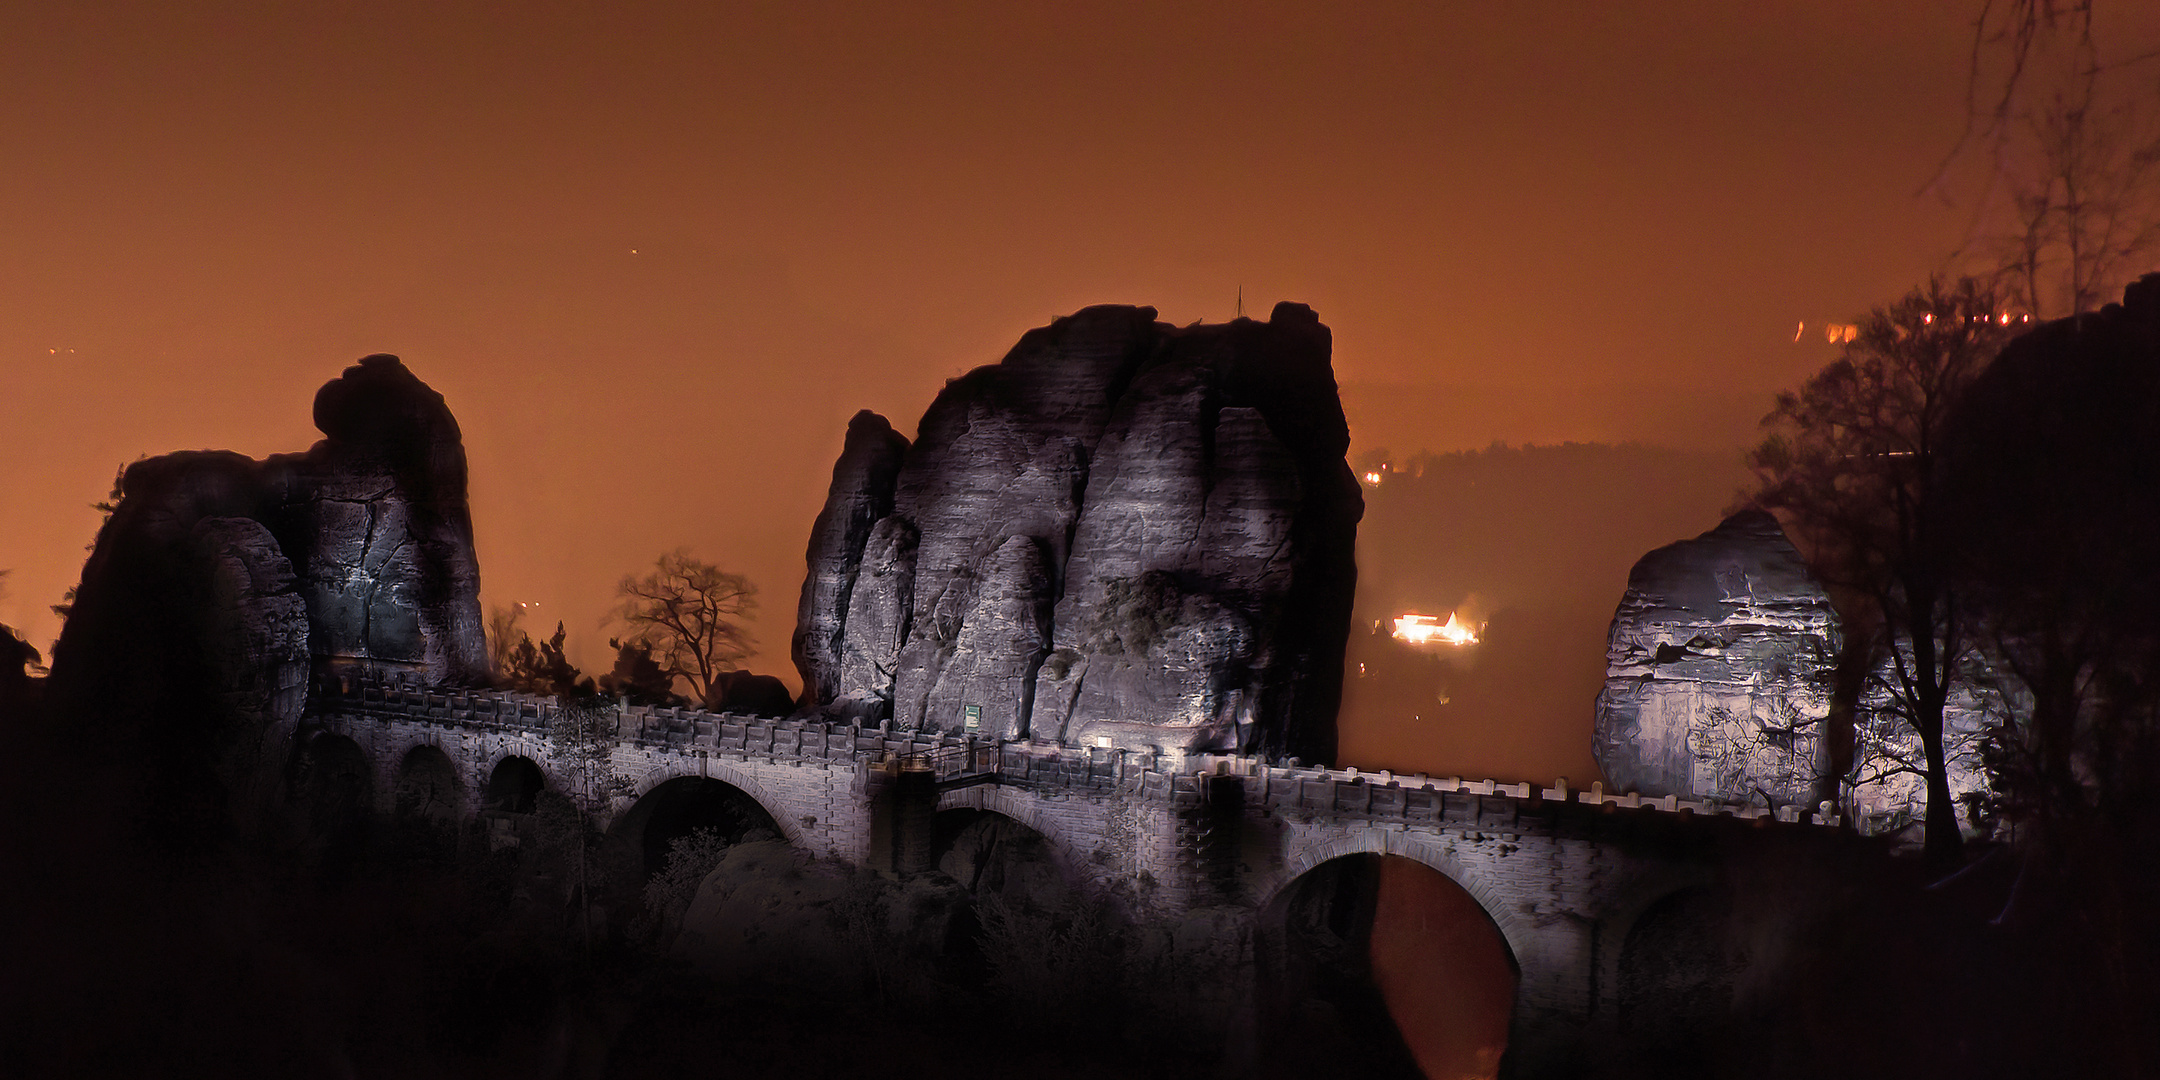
[8,1,2147,785]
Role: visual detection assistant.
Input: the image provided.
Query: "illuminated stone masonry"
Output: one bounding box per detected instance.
[314,674,1852,1071]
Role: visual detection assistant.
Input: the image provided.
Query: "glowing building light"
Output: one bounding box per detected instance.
[1362,471,1384,486]
[1392,611,1482,647]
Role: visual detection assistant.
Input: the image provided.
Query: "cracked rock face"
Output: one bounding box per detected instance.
[52,355,487,736]
[265,354,488,683]
[796,303,1361,761]
[793,411,910,707]
[1593,511,1837,806]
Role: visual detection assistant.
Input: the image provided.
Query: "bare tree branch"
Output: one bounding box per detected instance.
[607,548,757,709]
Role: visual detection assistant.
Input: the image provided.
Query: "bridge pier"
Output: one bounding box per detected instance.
[886,760,941,876]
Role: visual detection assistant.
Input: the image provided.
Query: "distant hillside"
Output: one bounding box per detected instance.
[1340,442,1747,786]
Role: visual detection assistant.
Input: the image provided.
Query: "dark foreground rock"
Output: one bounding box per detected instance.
[708,670,796,717]
[794,303,1361,761]
[45,355,486,838]
[268,353,488,682]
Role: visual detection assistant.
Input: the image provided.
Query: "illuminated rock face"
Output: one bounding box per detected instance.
[797,303,1362,761]
[1594,511,1838,808]
[792,411,910,707]
[45,358,483,835]
[1845,650,2002,841]
[264,355,488,684]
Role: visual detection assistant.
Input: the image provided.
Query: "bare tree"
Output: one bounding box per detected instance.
[485,602,529,679]
[606,549,756,709]
[1746,278,2017,865]
[1943,1,2160,315]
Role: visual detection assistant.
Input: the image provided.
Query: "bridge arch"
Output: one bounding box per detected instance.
[933,786,1087,895]
[623,761,810,854]
[1256,847,1519,1078]
[483,754,547,814]
[289,730,373,854]
[1611,882,1747,1061]
[1267,829,1532,967]
[393,743,465,821]
[610,774,785,880]
[1591,864,1720,1022]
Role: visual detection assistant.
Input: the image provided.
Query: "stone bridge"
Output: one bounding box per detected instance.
[307,676,1849,1069]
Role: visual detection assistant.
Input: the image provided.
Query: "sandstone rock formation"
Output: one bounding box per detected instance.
[194,517,313,797]
[46,355,486,834]
[794,303,1362,761]
[1596,510,2009,836]
[265,354,488,683]
[1593,511,1837,808]
[792,411,910,707]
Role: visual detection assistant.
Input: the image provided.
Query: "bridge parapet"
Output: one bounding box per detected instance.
[317,677,1847,829]
[1115,751,1847,831]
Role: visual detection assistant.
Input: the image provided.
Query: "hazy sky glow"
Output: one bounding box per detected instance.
[10,1,2150,782]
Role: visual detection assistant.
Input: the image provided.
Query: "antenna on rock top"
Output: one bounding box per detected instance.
[1236,285,1243,319]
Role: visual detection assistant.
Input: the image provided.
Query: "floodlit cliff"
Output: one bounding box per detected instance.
[1595,509,2000,838]
[1593,511,1838,808]
[795,303,1362,762]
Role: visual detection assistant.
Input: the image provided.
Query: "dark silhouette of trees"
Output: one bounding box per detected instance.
[499,620,591,698]
[485,601,530,679]
[1746,278,2017,864]
[47,467,125,625]
[1929,272,2160,1077]
[607,549,756,710]
[0,571,42,715]
[1938,276,2160,834]
[597,637,687,707]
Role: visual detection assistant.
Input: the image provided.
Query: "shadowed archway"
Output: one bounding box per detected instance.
[483,755,545,814]
[609,775,783,880]
[932,808,1072,907]
[1256,853,1518,1080]
[1616,886,1747,1069]
[288,732,372,863]
[394,744,464,822]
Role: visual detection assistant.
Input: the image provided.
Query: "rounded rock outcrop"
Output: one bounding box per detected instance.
[1593,511,1838,807]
